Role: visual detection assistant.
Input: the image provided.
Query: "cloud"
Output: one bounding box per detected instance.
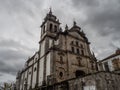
[0,72,15,83]
[70,0,120,59]
[0,0,120,83]
[0,39,35,76]
[0,0,43,83]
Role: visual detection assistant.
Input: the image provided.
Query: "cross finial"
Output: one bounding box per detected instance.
[65,24,68,30]
[73,18,77,26]
[73,20,77,26]
[49,7,52,14]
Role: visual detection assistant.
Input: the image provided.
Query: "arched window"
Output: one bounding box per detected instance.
[59,72,63,78]
[81,50,84,55]
[81,44,83,48]
[34,67,37,72]
[71,47,74,53]
[76,41,79,46]
[71,41,74,45]
[78,59,82,66]
[54,25,57,32]
[50,23,53,32]
[77,48,80,54]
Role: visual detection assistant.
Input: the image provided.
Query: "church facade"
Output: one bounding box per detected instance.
[16,10,120,90]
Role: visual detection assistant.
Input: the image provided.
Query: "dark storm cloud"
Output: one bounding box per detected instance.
[0,39,33,59]
[72,0,120,35]
[0,0,43,83]
[71,0,120,59]
[0,73,2,76]
[0,48,27,60]
[0,0,43,15]
[0,60,21,75]
[0,0,120,82]
[0,39,35,76]
[72,0,99,8]
[0,0,43,81]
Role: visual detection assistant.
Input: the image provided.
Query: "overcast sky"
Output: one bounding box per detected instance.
[0,0,120,83]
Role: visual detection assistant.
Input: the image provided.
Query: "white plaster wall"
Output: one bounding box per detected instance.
[24,70,28,80]
[39,57,44,86]
[28,59,34,66]
[84,43,89,56]
[32,63,37,88]
[24,70,28,90]
[46,53,51,79]
[108,60,114,71]
[102,55,120,71]
[40,40,45,57]
[49,39,53,48]
[27,67,32,89]
[20,73,24,90]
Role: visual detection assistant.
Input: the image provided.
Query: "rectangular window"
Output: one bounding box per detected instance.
[76,41,79,46]
[54,25,57,32]
[71,41,74,45]
[104,62,110,71]
[77,48,80,54]
[81,50,84,55]
[81,44,83,48]
[71,47,74,53]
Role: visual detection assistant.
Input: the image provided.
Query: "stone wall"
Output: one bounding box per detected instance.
[45,71,120,90]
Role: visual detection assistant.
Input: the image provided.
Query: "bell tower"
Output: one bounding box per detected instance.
[40,8,60,39]
[38,9,61,86]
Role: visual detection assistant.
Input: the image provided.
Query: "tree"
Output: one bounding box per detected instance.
[0,82,12,90]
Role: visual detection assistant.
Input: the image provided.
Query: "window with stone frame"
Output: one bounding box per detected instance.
[71,47,75,53]
[104,62,110,71]
[77,48,80,54]
[76,41,79,46]
[78,59,82,66]
[81,50,84,55]
[81,44,83,48]
[34,67,37,72]
[54,25,57,32]
[71,41,74,45]
[76,57,82,66]
[50,23,53,32]
[59,72,63,78]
